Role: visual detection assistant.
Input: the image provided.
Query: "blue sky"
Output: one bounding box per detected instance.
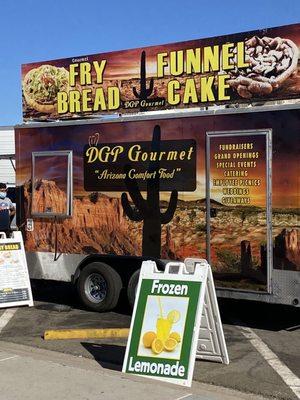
[0,0,299,126]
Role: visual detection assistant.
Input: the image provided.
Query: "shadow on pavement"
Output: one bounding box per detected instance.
[81,342,125,371]
[31,280,82,309]
[218,298,300,331]
[31,280,299,331]
[31,279,131,315]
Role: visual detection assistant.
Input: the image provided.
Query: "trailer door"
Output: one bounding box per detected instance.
[206,130,272,293]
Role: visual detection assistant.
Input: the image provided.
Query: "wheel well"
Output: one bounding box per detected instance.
[72,255,153,288]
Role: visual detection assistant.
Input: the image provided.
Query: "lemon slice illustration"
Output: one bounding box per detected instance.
[169,332,181,343]
[151,338,164,354]
[167,310,181,324]
[164,337,178,352]
[142,331,156,348]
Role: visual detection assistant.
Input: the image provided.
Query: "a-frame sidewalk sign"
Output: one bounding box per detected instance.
[123,258,229,387]
[0,231,33,309]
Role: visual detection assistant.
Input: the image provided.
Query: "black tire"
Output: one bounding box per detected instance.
[77,262,122,312]
[127,269,140,309]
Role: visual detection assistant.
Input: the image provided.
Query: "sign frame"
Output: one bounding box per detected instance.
[185,258,229,364]
[122,259,209,386]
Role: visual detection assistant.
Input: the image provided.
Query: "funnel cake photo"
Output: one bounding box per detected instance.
[228,36,299,98]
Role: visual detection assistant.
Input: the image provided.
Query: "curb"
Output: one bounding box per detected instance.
[44,328,130,340]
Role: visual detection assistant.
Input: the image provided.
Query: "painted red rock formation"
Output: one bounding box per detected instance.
[23,180,139,255]
[274,228,300,270]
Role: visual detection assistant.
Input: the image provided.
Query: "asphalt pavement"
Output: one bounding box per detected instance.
[0,340,268,400]
[0,280,299,400]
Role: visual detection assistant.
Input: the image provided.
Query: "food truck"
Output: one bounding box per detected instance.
[15,23,300,311]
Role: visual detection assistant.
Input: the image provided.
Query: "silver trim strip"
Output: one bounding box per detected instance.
[15,103,300,129]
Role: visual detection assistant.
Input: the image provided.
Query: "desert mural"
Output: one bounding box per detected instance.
[16,108,300,291]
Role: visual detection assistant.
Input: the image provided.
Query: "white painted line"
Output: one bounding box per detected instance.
[0,308,17,333]
[285,325,300,332]
[240,326,300,399]
[175,395,192,400]
[0,355,19,362]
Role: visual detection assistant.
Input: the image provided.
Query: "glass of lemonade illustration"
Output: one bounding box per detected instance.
[156,317,172,342]
[155,297,180,342]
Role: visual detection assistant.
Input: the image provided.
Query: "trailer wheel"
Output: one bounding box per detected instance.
[127,269,140,309]
[77,262,122,312]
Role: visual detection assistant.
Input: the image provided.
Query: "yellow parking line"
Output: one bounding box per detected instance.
[44,328,130,340]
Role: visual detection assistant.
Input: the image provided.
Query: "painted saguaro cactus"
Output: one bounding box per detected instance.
[133,51,154,105]
[121,125,178,258]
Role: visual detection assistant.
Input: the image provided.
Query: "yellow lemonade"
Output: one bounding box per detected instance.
[156,317,172,342]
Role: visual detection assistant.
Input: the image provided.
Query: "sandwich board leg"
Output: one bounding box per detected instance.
[184,258,229,365]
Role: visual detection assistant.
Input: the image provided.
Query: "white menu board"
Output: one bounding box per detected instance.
[0,231,33,308]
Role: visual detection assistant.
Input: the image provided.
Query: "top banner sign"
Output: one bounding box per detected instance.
[22,24,300,121]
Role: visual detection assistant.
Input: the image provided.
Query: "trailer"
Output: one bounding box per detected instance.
[16,23,300,310]
[14,103,300,310]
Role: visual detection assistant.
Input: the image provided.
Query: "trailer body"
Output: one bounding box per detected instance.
[15,104,300,307]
